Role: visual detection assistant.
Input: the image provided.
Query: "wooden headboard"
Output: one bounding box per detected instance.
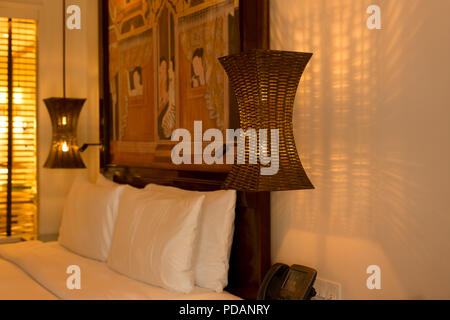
[103,165,270,300]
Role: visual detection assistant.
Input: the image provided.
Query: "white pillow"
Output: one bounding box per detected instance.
[146,184,236,292]
[58,175,125,261]
[107,186,205,293]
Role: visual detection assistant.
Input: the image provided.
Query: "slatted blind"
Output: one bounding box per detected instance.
[0,17,37,239]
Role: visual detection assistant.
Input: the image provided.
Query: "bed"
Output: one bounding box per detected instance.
[0,166,270,300]
[0,241,237,300]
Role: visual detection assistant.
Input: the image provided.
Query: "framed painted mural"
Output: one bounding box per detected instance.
[100,0,269,170]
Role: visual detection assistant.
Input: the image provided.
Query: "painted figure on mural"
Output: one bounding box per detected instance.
[191,48,206,88]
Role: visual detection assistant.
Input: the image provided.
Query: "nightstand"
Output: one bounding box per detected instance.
[0,237,23,245]
[38,234,59,243]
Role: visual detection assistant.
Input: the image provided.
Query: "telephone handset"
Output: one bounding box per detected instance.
[257,263,317,300]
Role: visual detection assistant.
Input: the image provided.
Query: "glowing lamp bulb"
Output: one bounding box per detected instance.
[61,141,69,153]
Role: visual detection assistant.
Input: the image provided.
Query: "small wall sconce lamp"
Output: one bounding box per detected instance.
[43,0,101,168]
[43,98,86,168]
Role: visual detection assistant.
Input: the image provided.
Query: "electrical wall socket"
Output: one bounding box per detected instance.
[313,278,342,300]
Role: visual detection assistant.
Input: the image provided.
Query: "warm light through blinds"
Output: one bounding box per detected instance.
[0,18,37,239]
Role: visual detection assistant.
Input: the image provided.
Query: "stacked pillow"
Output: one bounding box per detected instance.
[58,175,125,261]
[58,174,236,294]
[145,184,236,292]
[107,186,205,293]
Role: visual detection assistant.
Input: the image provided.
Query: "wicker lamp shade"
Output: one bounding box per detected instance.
[43,98,86,168]
[219,49,314,191]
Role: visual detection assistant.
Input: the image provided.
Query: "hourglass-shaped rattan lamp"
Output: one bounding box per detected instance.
[43,97,86,168]
[219,49,314,191]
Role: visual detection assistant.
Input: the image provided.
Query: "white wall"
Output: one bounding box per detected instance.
[271,0,450,299]
[0,0,99,236]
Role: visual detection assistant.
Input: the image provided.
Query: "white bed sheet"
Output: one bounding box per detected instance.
[0,258,57,300]
[0,241,240,300]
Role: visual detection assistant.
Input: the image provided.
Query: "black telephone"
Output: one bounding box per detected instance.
[257,263,317,300]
